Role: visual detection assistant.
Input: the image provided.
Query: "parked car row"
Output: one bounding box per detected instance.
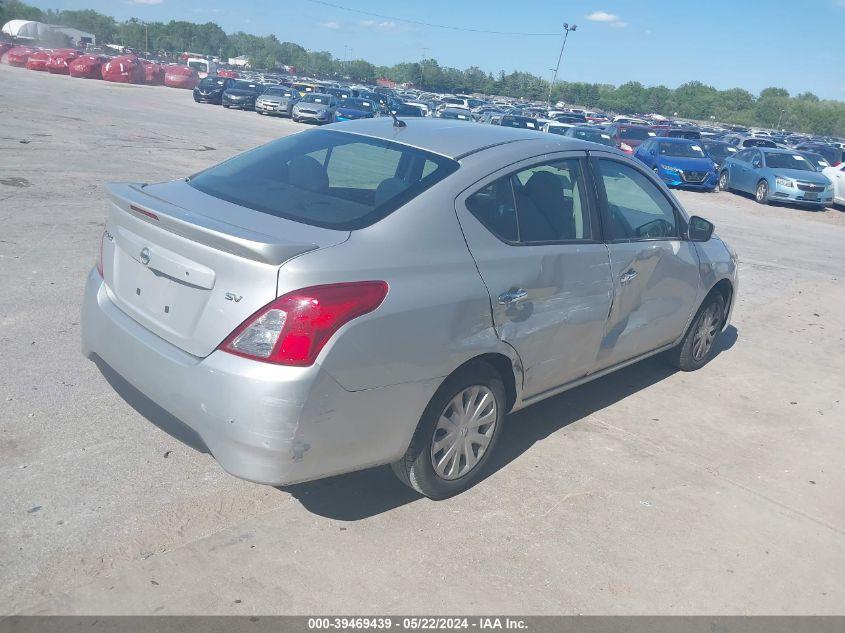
[1,45,201,89]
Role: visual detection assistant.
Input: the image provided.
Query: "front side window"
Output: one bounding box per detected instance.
[189,130,457,230]
[466,159,592,244]
[597,159,678,241]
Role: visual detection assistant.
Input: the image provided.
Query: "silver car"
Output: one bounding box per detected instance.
[255,86,300,117]
[291,93,338,124]
[82,119,737,499]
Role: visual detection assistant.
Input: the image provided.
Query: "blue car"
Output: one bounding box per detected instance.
[335,97,379,121]
[634,137,718,191]
[718,147,834,209]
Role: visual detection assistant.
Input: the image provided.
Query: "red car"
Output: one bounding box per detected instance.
[164,65,199,89]
[143,61,166,85]
[101,55,145,83]
[46,49,81,74]
[25,50,51,71]
[69,55,107,79]
[604,123,656,155]
[5,46,37,67]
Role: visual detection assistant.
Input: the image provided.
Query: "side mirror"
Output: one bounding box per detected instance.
[688,216,714,242]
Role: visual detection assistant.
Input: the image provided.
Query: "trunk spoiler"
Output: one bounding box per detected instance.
[106,182,319,266]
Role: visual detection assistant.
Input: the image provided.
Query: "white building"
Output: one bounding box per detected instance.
[1,20,95,46]
[227,55,250,68]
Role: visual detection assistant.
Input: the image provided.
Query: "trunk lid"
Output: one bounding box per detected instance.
[102,180,349,357]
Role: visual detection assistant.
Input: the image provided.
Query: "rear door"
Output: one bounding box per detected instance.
[102,180,348,357]
[455,152,613,399]
[590,155,701,369]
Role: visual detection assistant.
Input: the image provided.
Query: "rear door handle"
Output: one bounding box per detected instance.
[498,288,528,305]
[620,269,638,284]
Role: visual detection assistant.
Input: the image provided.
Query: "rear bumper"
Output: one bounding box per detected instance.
[81,269,437,485]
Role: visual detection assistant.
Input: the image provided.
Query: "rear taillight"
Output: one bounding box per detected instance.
[96,229,106,277]
[219,281,389,366]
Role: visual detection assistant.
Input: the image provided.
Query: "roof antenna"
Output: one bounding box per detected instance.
[389,108,406,128]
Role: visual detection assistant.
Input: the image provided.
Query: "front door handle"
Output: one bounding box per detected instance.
[498,288,528,305]
[619,269,638,284]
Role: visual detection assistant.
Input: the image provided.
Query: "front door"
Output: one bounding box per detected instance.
[590,156,701,369]
[455,153,613,399]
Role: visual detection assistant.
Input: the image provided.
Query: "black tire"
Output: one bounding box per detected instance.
[667,293,726,371]
[718,170,729,192]
[391,361,506,500]
[755,179,770,205]
[222,104,229,109]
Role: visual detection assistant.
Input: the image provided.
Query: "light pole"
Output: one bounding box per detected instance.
[776,108,787,130]
[547,22,577,106]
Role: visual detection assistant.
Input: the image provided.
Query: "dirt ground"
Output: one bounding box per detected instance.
[1,63,843,615]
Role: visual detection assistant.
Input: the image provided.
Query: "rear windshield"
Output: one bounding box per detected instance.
[188,129,459,230]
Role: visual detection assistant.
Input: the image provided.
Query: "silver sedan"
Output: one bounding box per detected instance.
[82,119,738,499]
[291,92,338,124]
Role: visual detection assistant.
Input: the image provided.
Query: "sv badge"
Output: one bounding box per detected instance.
[224,292,243,302]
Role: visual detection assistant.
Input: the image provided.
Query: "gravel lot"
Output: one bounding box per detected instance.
[1,63,844,615]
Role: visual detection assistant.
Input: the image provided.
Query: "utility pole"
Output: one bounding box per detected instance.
[547,22,577,106]
[420,47,429,90]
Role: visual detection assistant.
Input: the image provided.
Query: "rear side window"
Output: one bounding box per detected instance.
[466,159,592,244]
[597,159,678,241]
[189,130,458,230]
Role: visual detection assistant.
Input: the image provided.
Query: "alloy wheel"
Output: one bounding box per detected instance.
[430,385,497,481]
[719,172,729,190]
[756,181,768,202]
[692,303,721,361]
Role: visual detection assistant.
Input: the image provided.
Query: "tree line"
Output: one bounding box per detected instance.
[2,0,843,136]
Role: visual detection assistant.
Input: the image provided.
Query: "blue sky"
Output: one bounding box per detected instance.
[26,0,845,100]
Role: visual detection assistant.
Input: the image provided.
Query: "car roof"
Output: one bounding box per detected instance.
[323,117,605,160]
[758,147,795,154]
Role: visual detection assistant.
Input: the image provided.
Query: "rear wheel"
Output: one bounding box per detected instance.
[718,170,729,191]
[667,293,726,371]
[755,179,770,204]
[391,361,506,500]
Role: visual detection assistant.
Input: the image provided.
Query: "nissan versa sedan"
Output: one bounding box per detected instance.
[719,147,833,209]
[81,119,737,499]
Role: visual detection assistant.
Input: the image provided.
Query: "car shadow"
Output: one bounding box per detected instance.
[284,325,738,520]
[725,189,827,212]
[93,356,211,455]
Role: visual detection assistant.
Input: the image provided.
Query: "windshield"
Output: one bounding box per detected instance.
[502,117,537,129]
[302,94,331,104]
[659,142,706,158]
[189,130,458,230]
[187,61,206,71]
[764,153,815,171]
[231,81,260,91]
[340,98,374,110]
[620,127,655,140]
[199,77,226,88]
